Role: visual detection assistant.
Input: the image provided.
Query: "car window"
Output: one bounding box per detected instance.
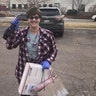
[40,9,60,16]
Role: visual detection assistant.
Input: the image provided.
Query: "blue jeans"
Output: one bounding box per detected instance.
[21,95,30,96]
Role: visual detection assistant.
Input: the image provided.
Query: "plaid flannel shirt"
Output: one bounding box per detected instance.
[6,27,58,82]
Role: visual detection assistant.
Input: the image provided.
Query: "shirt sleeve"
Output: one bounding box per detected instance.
[47,32,58,64]
[6,30,22,49]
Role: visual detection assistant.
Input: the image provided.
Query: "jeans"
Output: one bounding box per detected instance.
[21,95,30,96]
[21,95,38,96]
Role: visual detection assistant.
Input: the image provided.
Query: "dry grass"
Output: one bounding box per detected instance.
[0,11,14,17]
[0,21,96,30]
[65,22,96,30]
[0,21,27,26]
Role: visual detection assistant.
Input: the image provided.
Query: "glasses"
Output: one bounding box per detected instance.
[29,16,40,20]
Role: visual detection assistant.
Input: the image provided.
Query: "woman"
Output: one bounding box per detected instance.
[4,6,57,96]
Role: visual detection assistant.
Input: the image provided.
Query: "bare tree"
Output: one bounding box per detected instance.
[73,0,83,10]
[72,0,93,11]
[16,0,25,5]
[60,7,67,14]
[88,4,96,13]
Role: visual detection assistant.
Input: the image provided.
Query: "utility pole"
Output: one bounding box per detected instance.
[72,0,74,9]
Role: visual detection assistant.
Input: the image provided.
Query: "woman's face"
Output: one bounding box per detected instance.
[28,14,40,28]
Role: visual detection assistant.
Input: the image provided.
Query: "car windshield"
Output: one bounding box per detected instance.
[40,9,60,16]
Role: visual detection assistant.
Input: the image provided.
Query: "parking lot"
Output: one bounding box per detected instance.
[55,29,96,96]
[0,26,96,96]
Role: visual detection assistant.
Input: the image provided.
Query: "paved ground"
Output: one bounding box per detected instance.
[0,27,96,96]
[55,29,96,96]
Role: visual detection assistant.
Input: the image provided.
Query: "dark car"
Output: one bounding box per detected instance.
[16,14,27,21]
[39,7,64,37]
[16,7,64,37]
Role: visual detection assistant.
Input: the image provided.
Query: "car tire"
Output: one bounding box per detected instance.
[59,28,64,37]
[59,30,64,37]
[94,18,96,21]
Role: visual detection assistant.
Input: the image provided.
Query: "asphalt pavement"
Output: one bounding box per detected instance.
[0,26,96,96]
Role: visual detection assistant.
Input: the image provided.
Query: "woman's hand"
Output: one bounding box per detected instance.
[11,18,19,31]
[41,60,50,71]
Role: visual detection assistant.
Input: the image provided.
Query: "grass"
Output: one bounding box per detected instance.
[0,21,96,30]
[64,22,96,30]
[0,21,27,27]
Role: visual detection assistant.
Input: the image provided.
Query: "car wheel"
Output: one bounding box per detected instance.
[94,18,96,21]
[59,28,64,37]
[59,30,64,37]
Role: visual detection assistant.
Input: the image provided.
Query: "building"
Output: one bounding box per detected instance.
[0,0,9,10]
[9,0,59,10]
[9,0,28,10]
[3,0,96,12]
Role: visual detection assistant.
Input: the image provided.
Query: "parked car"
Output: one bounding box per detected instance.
[16,14,27,21]
[91,15,96,21]
[16,7,64,37]
[39,7,64,37]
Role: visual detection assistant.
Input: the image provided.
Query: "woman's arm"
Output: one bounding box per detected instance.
[6,30,22,49]
[47,32,58,64]
[4,18,22,49]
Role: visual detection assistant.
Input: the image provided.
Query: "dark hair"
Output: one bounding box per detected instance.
[26,6,41,18]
